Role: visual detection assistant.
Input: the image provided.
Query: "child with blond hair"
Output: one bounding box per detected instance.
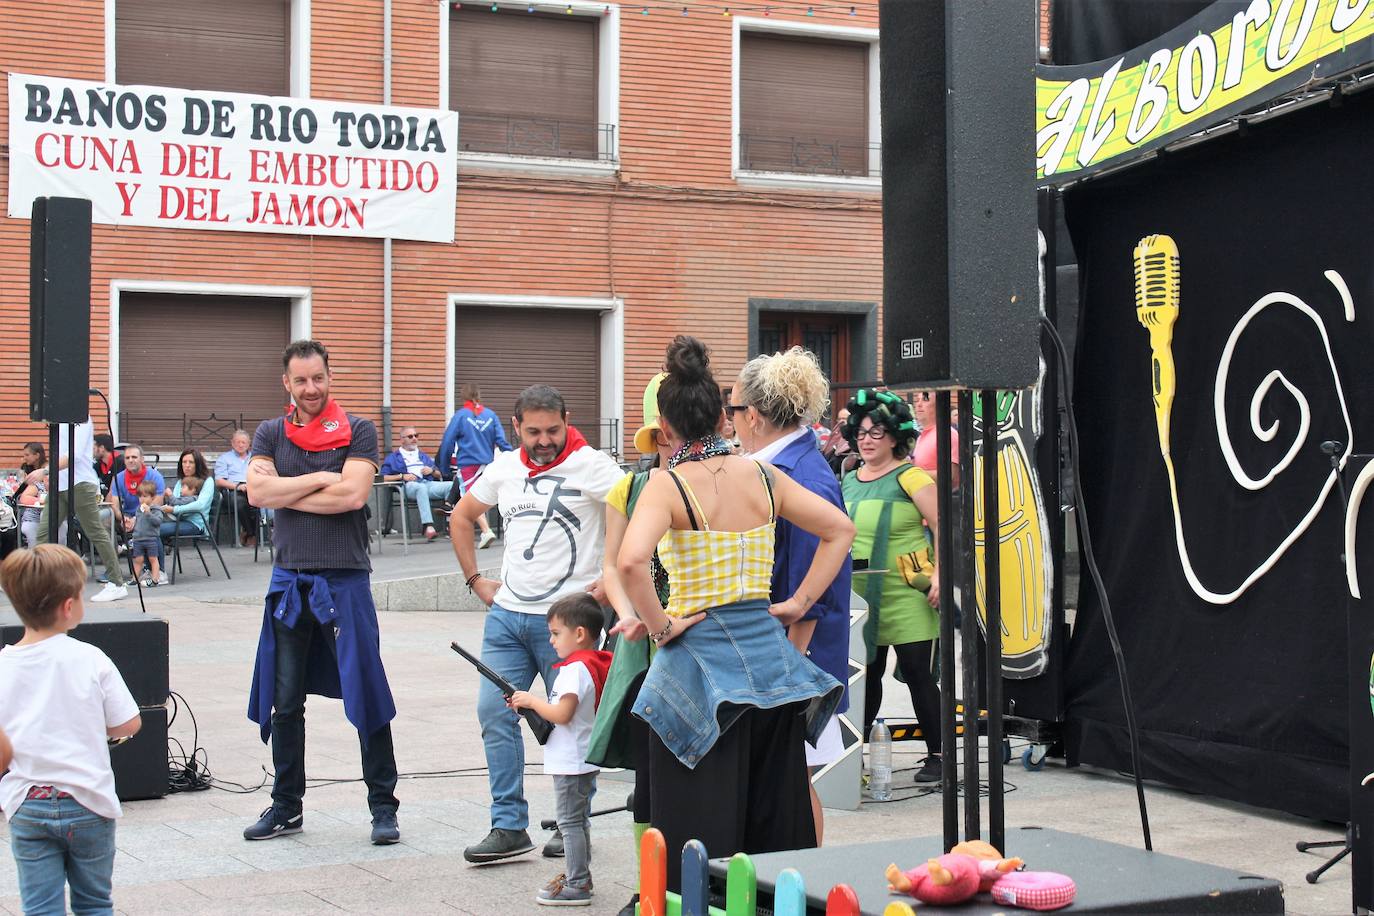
[0,545,142,914]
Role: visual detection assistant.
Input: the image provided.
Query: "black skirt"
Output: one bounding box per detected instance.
[648,700,815,892]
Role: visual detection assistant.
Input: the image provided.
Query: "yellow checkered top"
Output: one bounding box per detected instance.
[658,466,775,618]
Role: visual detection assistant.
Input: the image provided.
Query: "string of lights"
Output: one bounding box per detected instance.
[452,2,871,18]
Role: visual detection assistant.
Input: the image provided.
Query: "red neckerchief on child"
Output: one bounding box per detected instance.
[121,465,148,493]
[553,649,614,707]
[521,426,587,478]
[463,399,483,414]
[283,400,353,451]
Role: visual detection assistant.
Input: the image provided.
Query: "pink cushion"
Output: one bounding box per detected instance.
[990,871,1077,911]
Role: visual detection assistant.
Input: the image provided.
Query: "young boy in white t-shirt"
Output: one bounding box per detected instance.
[509,593,613,907]
[0,545,143,915]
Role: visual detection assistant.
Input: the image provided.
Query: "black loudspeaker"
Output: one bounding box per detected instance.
[878,0,1039,389]
[112,704,169,801]
[1,608,169,707]
[29,196,92,422]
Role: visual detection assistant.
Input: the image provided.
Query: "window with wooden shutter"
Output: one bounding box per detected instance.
[454,307,605,449]
[118,294,291,454]
[740,32,869,176]
[116,0,290,96]
[449,8,601,160]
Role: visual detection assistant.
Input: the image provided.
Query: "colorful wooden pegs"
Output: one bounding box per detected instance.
[636,828,868,916]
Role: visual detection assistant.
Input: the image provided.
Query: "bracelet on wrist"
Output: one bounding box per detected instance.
[648,617,675,645]
[465,572,482,593]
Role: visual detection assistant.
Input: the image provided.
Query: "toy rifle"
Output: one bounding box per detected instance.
[450,642,554,745]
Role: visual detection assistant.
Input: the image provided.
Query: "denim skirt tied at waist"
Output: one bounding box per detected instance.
[631,598,843,769]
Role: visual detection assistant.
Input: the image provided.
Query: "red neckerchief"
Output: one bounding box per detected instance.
[521,426,587,478]
[99,453,114,475]
[463,399,483,414]
[554,649,615,707]
[122,465,148,492]
[283,400,352,451]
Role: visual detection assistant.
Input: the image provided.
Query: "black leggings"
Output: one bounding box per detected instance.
[863,640,941,755]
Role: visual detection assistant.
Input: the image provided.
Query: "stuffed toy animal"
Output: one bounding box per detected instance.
[951,839,1025,892]
[885,853,981,905]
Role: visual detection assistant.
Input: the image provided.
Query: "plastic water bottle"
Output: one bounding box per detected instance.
[868,718,893,801]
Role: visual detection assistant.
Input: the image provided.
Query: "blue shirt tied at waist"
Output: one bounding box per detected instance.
[631,598,842,769]
[248,567,397,743]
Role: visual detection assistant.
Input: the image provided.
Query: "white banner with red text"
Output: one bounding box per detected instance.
[7,73,459,243]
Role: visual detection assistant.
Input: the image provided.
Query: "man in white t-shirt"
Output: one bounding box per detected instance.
[33,419,128,602]
[450,384,623,865]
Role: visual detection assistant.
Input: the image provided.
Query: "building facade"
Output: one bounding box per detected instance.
[2,0,890,459]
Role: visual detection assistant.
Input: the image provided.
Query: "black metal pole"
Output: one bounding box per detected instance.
[47,423,59,545]
[982,390,1005,853]
[66,421,77,549]
[958,389,980,840]
[935,392,958,851]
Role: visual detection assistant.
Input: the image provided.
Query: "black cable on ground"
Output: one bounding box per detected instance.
[1041,315,1153,851]
[165,690,542,795]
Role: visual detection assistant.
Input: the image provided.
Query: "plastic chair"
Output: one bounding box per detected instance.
[165,489,231,584]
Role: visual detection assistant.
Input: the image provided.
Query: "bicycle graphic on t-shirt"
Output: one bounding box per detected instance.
[504,474,583,603]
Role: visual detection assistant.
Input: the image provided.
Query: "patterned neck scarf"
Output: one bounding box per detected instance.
[667,435,732,469]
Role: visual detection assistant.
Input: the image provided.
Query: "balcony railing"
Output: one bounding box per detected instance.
[739,133,880,178]
[460,113,617,162]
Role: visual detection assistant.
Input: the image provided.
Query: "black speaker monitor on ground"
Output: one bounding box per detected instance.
[879,0,1039,390]
[30,196,92,423]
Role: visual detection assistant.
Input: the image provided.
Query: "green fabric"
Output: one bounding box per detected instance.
[586,471,663,770]
[585,637,648,769]
[843,466,938,647]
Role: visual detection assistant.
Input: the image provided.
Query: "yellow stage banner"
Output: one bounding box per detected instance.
[1037,0,1374,181]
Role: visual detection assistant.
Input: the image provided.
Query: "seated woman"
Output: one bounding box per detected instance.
[617,335,854,892]
[161,448,215,543]
[15,442,48,548]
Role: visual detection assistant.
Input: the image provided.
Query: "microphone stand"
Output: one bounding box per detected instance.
[1295,439,1356,884]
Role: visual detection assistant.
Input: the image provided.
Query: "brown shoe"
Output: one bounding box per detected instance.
[242,534,257,547]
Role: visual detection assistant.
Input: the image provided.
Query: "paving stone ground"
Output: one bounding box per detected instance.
[0,539,1354,913]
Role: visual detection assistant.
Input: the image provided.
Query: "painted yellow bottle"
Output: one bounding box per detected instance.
[971,392,1052,679]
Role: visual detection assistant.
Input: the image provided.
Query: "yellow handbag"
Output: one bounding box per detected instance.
[897,546,935,592]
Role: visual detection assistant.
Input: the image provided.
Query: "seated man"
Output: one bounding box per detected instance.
[379,426,449,541]
[92,433,125,542]
[214,428,258,546]
[108,445,166,538]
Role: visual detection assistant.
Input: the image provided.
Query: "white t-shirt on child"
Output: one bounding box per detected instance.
[542,661,599,776]
[0,634,140,820]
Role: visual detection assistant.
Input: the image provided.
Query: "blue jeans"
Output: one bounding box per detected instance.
[10,796,116,916]
[478,604,560,830]
[403,480,451,526]
[159,519,201,539]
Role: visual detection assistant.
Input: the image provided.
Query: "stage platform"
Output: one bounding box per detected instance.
[707,826,1284,914]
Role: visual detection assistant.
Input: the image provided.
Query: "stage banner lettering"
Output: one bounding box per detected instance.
[1037,0,1374,182]
[1062,86,1374,824]
[6,73,459,243]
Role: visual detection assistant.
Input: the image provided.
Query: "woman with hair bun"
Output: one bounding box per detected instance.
[617,336,853,892]
[840,389,945,785]
[732,347,851,844]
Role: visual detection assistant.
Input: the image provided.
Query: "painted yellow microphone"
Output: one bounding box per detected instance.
[1134,234,1180,457]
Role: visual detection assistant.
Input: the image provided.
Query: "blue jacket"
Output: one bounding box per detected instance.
[248,567,397,743]
[770,429,852,713]
[438,406,512,478]
[379,448,438,477]
[633,599,842,768]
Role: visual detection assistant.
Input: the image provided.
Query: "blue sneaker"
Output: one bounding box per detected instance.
[243,806,302,841]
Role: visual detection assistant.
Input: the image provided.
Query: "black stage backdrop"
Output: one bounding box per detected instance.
[1062,89,1374,824]
[1049,0,1237,65]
